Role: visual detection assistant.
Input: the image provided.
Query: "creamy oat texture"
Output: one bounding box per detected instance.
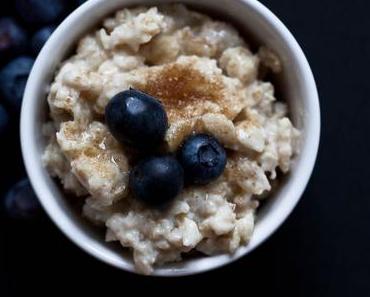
[42,5,300,274]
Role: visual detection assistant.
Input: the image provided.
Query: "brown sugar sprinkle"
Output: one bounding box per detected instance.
[136,63,229,122]
[62,121,81,139]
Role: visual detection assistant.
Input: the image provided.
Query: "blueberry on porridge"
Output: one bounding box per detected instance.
[178,134,227,185]
[105,88,168,150]
[130,155,184,207]
[42,4,300,274]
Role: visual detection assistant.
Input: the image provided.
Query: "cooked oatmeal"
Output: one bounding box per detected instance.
[42,4,300,274]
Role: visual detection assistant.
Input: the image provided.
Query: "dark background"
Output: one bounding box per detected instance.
[1,0,369,296]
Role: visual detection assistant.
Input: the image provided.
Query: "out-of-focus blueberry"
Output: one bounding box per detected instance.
[0,56,34,110]
[4,179,42,219]
[0,18,27,63]
[0,104,9,135]
[31,26,55,55]
[16,0,68,25]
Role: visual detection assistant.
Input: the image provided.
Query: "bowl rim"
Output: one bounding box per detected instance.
[20,0,320,277]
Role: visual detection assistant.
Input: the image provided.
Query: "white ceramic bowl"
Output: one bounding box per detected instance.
[20,0,320,276]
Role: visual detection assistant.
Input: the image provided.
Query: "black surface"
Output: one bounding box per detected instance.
[1,0,370,296]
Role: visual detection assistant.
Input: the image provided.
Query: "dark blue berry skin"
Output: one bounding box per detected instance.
[0,56,34,110]
[16,0,68,25]
[31,26,55,55]
[76,0,87,6]
[105,89,168,150]
[4,179,42,219]
[0,104,9,135]
[130,156,184,207]
[178,134,227,185]
[0,18,27,64]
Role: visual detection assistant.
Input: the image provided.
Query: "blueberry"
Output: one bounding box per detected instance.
[105,89,168,150]
[178,134,227,185]
[31,26,55,55]
[0,104,9,135]
[130,156,184,207]
[0,18,27,64]
[4,179,42,219]
[16,0,68,25]
[0,56,34,110]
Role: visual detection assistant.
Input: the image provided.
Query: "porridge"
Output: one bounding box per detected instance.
[42,4,300,275]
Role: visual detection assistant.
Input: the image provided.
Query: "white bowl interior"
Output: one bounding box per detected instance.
[21,0,320,276]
